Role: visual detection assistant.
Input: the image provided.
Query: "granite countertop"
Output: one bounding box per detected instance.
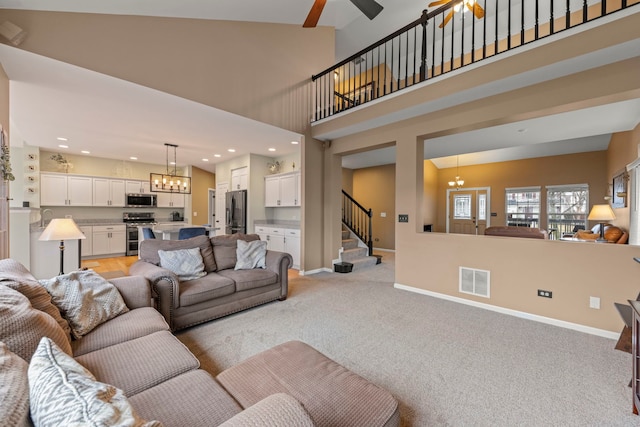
[254,220,300,230]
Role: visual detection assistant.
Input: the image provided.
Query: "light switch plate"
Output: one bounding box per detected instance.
[398,214,409,223]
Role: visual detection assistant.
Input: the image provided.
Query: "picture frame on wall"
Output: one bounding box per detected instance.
[612,172,627,208]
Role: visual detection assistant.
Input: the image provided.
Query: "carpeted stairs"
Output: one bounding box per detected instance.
[339,227,379,272]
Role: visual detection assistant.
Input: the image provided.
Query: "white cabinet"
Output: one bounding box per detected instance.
[264,171,300,207]
[231,167,248,190]
[79,226,93,257]
[255,225,300,269]
[41,173,93,206]
[284,229,301,269]
[93,178,125,207]
[157,192,185,208]
[125,180,150,194]
[92,225,126,256]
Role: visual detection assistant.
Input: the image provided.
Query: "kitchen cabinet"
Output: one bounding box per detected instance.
[93,178,125,207]
[255,225,300,268]
[157,192,185,208]
[231,167,248,190]
[125,180,151,194]
[264,171,300,207]
[92,225,126,256]
[79,226,93,257]
[41,173,93,206]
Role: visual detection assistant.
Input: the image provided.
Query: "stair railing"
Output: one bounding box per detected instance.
[342,190,373,256]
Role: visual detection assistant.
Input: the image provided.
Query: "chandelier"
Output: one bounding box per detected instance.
[150,143,192,194]
[448,156,464,189]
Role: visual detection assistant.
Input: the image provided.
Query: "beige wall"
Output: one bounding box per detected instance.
[0,64,7,135]
[607,123,640,231]
[341,168,354,195]
[190,166,215,225]
[432,151,608,233]
[352,164,396,250]
[423,160,439,230]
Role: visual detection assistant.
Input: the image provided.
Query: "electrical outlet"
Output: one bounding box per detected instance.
[398,214,409,223]
[537,289,552,298]
[589,296,600,309]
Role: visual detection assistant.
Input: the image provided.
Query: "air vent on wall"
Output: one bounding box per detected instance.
[459,267,490,298]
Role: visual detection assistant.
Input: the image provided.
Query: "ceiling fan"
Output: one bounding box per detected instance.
[303,0,384,28]
[428,0,485,28]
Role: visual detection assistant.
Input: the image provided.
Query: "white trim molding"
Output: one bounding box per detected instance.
[394,283,619,340]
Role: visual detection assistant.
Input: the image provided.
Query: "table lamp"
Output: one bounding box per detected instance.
[587,204,616,242]
[39,218,86,275]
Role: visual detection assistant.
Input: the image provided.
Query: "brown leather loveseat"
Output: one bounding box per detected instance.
[484,226,548,239]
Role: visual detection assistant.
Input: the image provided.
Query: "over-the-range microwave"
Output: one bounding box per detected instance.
[126,193,157,208]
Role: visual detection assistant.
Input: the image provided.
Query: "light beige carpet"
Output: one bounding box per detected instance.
[176,252,634,426]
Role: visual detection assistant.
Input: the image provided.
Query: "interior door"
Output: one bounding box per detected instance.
[215,182,228,236]
[449,189,489,235]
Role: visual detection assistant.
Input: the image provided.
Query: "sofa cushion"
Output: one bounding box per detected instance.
[179,273,236,307]
[158,247,207,281]
[28,337,162,427]
[0,341,30,427]
[0,258,71,340]
[39,270,129,339]
[218,393,315,427]
[75,330,200,397]
[129,369,242,427]
[217,340,399,427]
[72,307,170,357]
[139,235,217,273]
[217,269,278,292]
[235,239,267,270]
[211,234,260,271]
[0,286,72,362]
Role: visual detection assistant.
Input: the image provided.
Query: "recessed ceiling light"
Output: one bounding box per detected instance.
[202,158,209,162]
[58,144,68,148]
[228,149,236,153]
[268,148,276,152]
[291,140,299,145]
[81,150,90,154]
[130,157,138,160]
[214,154,221,158]
[56,137,68,141]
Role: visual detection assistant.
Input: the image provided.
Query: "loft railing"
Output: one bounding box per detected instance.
[311,0,638,121]
[342,190,373,256]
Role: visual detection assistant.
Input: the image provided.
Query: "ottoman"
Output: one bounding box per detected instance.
[216,340,400,427]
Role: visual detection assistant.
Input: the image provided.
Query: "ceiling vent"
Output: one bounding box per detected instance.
[459,267,490,298]
[353,56,366,65]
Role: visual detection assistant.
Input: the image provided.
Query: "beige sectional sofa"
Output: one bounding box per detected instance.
[130,233,292,331]
[0,259,400,426]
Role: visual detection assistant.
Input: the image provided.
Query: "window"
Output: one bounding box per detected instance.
[505,187,540,227]
[453,194,471,219]
[547,184,589,236]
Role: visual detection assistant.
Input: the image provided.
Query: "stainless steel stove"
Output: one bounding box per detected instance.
[123,212,157,256]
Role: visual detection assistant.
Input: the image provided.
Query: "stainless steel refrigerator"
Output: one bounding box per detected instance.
[225,190,247,234]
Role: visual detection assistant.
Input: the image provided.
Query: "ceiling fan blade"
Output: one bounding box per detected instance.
[466,1,485,19]
[428,0,450,7]
[438,10,454,28]
[303,0,327,28]
[349,0,384,21]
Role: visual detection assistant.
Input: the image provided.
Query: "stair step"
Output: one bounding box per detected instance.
[349,256,379,271]
[341,230,350,240]
[342,238,358,250]
[340,247,369,262]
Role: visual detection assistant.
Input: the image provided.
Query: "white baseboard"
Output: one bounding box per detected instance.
[299,267,332,276]
[394,283,619,340]
[372,248,396,253]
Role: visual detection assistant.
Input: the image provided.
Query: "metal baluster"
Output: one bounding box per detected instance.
[535,0,539,39]
[566,0,570,29]
[521,0,525,46]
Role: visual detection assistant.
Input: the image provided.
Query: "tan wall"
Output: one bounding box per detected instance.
[607,123,640,231]
[342,168,354,195]
[190,166,215,225]
[352,164,396,250]
[423,160,439,230]
[0,64,7,135]
[432,151,608,233]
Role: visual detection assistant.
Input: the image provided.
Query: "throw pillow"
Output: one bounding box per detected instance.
[212,233,260,270]
[158,247,207,281]
[235,239,267,270]
[0,341,31,427]
[0,258,72,341]
[39,270,129,339]
[29,337,163,427]
[139,235,217,272]
[0,286,72,362]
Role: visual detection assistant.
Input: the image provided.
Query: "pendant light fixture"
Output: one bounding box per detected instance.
[448,155,464,189]
[150,143,192,194]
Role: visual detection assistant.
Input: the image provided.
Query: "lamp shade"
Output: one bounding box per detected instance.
[587,204,616,222]
[39,218,86,241]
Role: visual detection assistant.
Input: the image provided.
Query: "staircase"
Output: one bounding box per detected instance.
[338,226,379,272]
